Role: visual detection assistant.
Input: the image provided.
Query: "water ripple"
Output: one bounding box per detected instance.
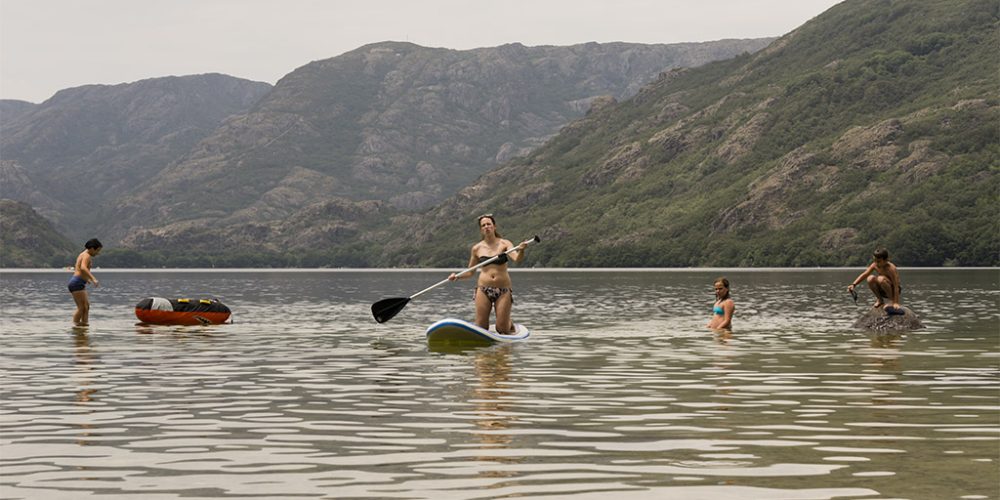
[0,269,997,499]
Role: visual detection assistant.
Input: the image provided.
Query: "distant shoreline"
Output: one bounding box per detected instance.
[3,267,997,273]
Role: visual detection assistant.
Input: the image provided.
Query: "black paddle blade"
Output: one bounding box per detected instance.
[372,297,410,323]
[849,287,858,304]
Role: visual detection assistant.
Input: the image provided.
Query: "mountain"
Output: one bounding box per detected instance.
[368,0,998,267]
[0,74,272,241]
[0,100,36,124]
[0,199,76,267]
[109,39,772,251]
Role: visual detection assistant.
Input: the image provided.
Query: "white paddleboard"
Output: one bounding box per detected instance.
[426,318,530,344]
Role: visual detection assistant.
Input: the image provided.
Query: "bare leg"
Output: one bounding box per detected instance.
[473,288,492,330]
[866,275,888,308]
[71,290,89,326]
[885,278,900,307]
[493,292,514,334]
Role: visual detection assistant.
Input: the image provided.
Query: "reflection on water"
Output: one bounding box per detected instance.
[72,330,97,449]
[0,268,997,499]
[471,345,518,481]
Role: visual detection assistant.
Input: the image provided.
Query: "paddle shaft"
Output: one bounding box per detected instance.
[409,235,539,300]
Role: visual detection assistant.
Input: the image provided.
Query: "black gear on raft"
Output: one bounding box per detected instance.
[135,297,232,325]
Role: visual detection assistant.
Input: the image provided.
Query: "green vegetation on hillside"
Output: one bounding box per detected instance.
[0,200,77,267]
[373,0,998,268]
[5,1,996,268]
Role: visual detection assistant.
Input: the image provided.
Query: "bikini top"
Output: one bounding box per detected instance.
[478,253,508,265]
[713,305,725,315]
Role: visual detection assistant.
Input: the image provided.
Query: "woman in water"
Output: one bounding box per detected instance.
[448,214,531,333]
[68,238,102,326]
[706,277,734,330]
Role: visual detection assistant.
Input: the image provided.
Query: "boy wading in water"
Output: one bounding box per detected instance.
[848,247,902,314]
[68,239,102,326]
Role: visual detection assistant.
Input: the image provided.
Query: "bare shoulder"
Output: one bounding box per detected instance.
[888,262,901,277]
[500,238,514,249]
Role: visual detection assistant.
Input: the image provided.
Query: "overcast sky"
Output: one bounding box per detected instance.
[1,0,842,103]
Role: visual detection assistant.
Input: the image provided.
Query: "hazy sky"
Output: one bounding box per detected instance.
[1,0,842,103]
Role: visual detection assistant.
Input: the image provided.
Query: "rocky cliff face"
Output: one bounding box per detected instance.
[120,197,390,254]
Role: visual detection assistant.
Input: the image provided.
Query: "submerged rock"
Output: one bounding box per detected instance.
[853,306,925,332]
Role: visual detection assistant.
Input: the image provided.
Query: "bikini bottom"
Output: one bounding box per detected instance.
[476,286,513,304]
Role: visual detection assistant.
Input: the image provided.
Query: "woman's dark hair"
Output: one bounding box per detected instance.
[714,277,731,300]
[873,247,889,260]
[84,238,103,250]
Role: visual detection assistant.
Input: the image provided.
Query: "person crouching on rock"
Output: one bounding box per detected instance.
[848,247,902,314]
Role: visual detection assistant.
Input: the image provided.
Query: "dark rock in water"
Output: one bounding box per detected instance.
[853,306,924,331]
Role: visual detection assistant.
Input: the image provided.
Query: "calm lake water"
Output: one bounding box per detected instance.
[0,268,997,500]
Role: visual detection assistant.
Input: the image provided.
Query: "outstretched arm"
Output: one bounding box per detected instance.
[847,263,875,291]
[449,247,479,281]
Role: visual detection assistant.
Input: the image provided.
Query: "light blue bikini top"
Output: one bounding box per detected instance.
[713,305,725,315]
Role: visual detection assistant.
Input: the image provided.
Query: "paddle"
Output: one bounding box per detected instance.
[371,235,540,323]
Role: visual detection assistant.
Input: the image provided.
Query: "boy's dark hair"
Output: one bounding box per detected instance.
[873,247,889,260]
[84,238,103,250]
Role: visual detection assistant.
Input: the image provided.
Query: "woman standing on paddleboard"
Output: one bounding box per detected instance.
[448,214,530,334]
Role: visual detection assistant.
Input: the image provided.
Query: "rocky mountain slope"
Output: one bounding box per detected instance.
[11,1,993,269]
[368,0,998,267]
[0,199,76,267]
[107,39,772,249]
[0,100,36,124]
[0,74,273,240]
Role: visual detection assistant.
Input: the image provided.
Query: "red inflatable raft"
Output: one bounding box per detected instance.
[135,297,231,325]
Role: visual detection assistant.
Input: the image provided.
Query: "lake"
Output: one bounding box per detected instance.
[0,268,997,499]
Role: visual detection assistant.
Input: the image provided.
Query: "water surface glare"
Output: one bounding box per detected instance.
[1,269,997,499]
